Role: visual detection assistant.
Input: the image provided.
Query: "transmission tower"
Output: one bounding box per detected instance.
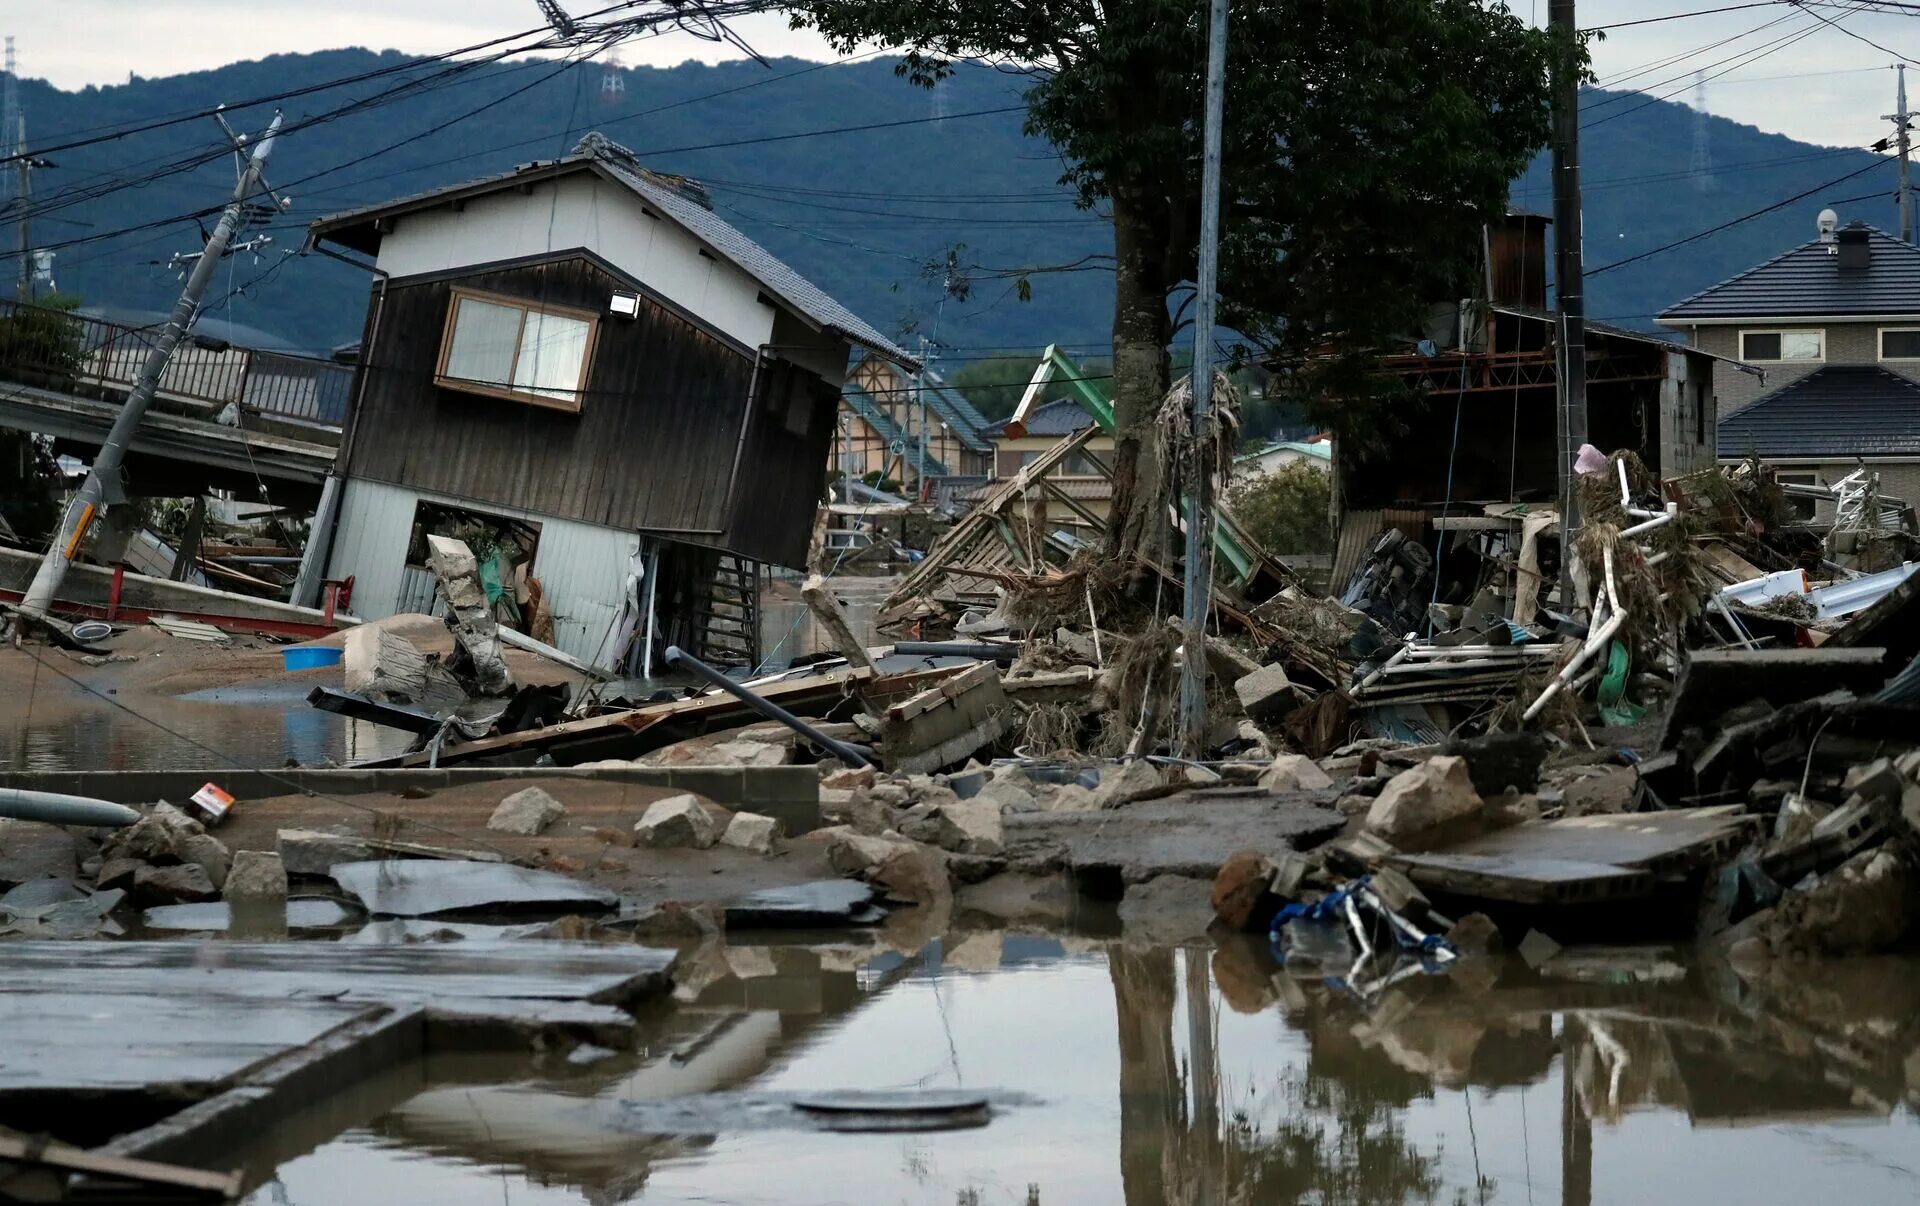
[1690,69,1714,193]
[601,48,626,102]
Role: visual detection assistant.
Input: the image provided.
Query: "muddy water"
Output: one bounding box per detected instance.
[1,676,413,771]
[238,932,1920,1205]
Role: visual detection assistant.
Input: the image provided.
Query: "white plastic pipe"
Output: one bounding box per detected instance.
[1524,610,1627,721]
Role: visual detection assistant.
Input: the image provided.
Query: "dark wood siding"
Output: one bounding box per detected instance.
[345,254,833,565]
[726,357,840,563]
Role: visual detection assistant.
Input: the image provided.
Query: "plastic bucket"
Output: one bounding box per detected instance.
[282,646,343,672]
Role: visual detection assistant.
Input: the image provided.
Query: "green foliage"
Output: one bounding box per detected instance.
[945,355,1040,422]
[0,293,88,389]
[0,430,59,542]
[1228,460,1332,556]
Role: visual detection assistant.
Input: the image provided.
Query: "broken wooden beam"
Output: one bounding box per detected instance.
[801,573,876,671]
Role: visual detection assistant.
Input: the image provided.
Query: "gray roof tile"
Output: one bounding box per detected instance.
[1660,224,1920,321]
[1717,365,1920,458]
[986,396,1095,438]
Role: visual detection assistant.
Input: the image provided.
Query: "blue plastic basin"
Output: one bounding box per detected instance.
[282,646,343,672]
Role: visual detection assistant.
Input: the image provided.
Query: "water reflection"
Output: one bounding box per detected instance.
[247,927,1920,1205]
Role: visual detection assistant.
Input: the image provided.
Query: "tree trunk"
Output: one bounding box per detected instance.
[1103,192,1173,573]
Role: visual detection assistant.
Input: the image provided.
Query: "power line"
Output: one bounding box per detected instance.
[1585,2,1789,31]
[1588,153,1894,277]
[0,0,660,165]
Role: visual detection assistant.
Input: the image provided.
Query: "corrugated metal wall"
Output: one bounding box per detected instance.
[327,477,641,666]
[530,517,640,664]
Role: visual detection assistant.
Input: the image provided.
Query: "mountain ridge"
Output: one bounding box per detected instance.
[5,50,1901,362]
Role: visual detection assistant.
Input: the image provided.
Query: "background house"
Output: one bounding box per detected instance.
[969,395,1118,538]
[833,356,995,490]
[305,132,915,669]
[1657,212,1920,505]
[1234,438,1330,481]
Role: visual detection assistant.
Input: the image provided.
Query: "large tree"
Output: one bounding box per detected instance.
[789,0,1568,564]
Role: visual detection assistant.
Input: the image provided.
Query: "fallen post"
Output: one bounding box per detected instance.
[664,645,874,768]
[306,686,448,735]
[801,574,876,671]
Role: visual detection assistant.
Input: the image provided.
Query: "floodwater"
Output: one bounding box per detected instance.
[235,930,1920,1205]
[0,676,413,771]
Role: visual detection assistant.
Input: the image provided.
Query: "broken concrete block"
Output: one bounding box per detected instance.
[1210,850,1274,930]
[131,863,218,906]
[1445,913,1504,958]
[976,777,1040,814]
[881,662,1011,775]
[175,832,232,890]
[1090,759,1165,809]
[1257,753,1334,793]
[1184,765,1224,786]
[94,857,145,892]
[1041,783,1102,812]
[1442,731,1548,796]
[1234,719,1275,760]
[278,829,376,876]
[821,765,876,790]
[824,829,949,905]
[224,850,289,905]
[151,802,207,835]
[1365,756,1483,840]
[1270,849,1317,899]
[1763,846,1914,958]
[488,786,567,836]
[634,794,724,849]
[1234,663,1300,724]
[1516,928,1561,968]
[99,815,181,866]
[1842,757,1904,807]
[897,798,1003,856]
[720,811,780,854]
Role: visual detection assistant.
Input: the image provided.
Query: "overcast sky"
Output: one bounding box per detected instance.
[7,1,1920,149]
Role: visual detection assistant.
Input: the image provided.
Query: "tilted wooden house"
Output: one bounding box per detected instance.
[303,133,915,669]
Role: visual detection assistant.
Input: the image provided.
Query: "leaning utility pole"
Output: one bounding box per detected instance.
[1549,0,1589,599]
[1177,0,1229,757]
[1887,63,1913,242]
[14,111,282,625]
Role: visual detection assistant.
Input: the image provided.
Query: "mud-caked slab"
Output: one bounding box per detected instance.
[329,858,619,918]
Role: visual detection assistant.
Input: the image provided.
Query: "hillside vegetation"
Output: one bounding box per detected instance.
[8,51,1898,363]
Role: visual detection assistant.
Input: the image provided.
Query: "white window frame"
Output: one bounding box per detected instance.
[434,286,600,413]
[1880,327,1920,361]
[1738,328,1825,363]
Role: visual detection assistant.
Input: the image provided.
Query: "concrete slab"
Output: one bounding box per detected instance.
[1003,787,1345,885]
[723,880,884,929]
[328,858,619,918]
[0,991,373,1096]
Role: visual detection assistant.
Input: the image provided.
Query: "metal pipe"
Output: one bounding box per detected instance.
[893,641,1019,663]
[0,790,140,827]
[664,645,873,767]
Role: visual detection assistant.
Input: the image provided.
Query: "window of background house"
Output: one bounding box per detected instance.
[1739,330,1822,362]
[436,288,597,410]
[1882,328,1920,359]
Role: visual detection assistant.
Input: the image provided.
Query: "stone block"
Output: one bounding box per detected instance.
[720,811,780,854]
[1234,663,1300,724]
[489,786,567,836]
[1257,753,1333,793]
[1366,756,1483,840]
[634,794,724,849]
[225,850,290,905]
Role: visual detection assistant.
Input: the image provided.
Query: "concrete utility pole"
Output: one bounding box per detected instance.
[1549,0,1589,600]
[1178,0,1228,757]
[14,111,282,625]
[1887,63,1913,242]
[15,114,29,303]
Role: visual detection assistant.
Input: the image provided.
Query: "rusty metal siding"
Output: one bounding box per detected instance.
[347,254,786,554]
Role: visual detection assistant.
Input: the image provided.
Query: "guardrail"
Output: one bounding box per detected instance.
[0,298,352,429]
